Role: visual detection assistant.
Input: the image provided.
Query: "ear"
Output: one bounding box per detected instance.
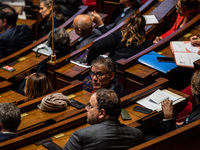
[98,109,106,120]
[2,19,6,26]
[109,72,115,81]
[77,28,82,35]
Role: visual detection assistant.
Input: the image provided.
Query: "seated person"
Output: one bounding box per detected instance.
[90,0,142,34]
[162,69,200,133]
[0,103,21,142]
[153,0,199,43]
[57,0,82,21]
[36,27,71,74]
[73,14,102,49]
[63,88,142,150]
[24,73,54,102]
[87,14,153,64]
[0,4,33,58]
[83,56,127,98]
[38,0,65,38]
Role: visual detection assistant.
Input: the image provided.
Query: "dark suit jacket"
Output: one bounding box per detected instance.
[0,25,33,58]
[76,28,102,49]
[39,19,64,39]
[87,30,153,64]
[98,1,142,34]
[63,120,142,150]
[0,133,18,142]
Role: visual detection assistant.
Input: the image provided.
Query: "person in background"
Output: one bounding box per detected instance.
[0,4,33,58]
[153,0,199,43]
[0,103,21,142]
[72,14,102,49]
[24,73,54,102]
[57,0,82,21]
[38,0,65,38]
[83,56,127,98]
[90,0,142,34]
[87,14,153,65]
[36,28,71,74]
[162,69,200,132]
[63,88,142,150]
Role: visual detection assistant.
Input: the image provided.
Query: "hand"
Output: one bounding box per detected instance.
[161,99,173,119]
[190,36,200,46]
[153,36,163,44]
[89,11,104,26]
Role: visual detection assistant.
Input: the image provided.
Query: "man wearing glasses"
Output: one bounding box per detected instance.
[63,88,142,150]
[83,56,127,97]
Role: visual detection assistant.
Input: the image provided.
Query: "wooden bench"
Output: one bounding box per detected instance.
[0,77,188,149]
[117,14,200,93]
[131,119,200,150]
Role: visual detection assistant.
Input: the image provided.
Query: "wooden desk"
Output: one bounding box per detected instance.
[124,19,200,92]
[0,90,25,105]
[117,14,200,88]
[17,19,37,29]
[11,77,188,150]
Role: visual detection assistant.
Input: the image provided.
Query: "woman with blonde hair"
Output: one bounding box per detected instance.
[24,73,54,102]
[87,14,153,64]
[38,0,65,38]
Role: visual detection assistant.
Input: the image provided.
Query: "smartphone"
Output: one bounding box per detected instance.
[70,99,85,109]
[121,109,132,120]
[157,57,175,62]
[42,141,62,150]
[133,106,152,114]
[1,65,16,72]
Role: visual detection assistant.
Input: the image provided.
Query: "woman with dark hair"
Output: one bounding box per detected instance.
[87,14,153,64]
[153,0,199,43]
[38,0,65,38]
[24,73,54,102]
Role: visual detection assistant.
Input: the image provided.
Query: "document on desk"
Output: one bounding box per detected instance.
[170,41,200,68]
[32,42,52,56]
[137,89,185,112]
[143,15,159,25]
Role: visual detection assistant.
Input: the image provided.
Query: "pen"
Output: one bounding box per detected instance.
[194,34,200,40]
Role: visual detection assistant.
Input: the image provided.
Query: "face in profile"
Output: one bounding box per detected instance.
[85,93,100,124]
[39,2,51,19]
[91,65,114,90]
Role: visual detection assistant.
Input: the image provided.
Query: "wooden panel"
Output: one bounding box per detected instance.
[0,90,25,104]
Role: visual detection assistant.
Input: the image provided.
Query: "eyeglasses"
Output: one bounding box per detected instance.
[86,102,98,110]
[175,4,182,11]
[90,71,111,80]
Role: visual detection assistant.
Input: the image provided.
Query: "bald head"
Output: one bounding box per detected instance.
[73,14,93,37]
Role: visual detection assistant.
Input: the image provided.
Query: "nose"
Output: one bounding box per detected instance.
[85,106,89,111]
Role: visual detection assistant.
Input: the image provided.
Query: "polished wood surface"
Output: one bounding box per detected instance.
[0,90,25,105]
[17,19,36,29]
[8,77,188,150]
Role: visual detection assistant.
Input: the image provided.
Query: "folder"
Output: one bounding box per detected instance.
[137,51,177,74]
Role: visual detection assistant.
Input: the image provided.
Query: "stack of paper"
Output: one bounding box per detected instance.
[137,89,185,112]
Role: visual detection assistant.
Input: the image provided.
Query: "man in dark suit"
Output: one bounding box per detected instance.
[73,14,102,49]
[0,103,21,142]
[0,4,33,58]
[63,88,142,150]
[90,0,142,34]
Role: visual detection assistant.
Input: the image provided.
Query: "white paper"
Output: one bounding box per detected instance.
[1,0,25,6]
[174,52,200,67]
[143,15,159,24]
[184,43,199,53]
[137,89,183,111]
[172,42,186,52]
[32,42,52,56]
[149,89,169,104]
